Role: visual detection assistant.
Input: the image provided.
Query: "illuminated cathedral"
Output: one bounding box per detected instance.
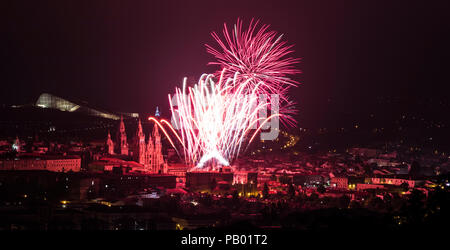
[107,115,167,174]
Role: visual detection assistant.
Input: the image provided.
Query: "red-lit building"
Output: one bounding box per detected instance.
[186,171,234,190]
[166,163,190,184]
[330,177,348,189]
[365,177,416,188]
[0,156,81,172]
[110,117,168,174]
[356,183,386,191]
[233,171,258,185]
[293,174,324,187]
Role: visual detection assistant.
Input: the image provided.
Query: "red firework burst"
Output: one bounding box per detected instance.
[205,18,301,96]
[205,19,300,127]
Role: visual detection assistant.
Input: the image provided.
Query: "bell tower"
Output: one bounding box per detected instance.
[106,131,114,155]
[118,115,129,155]
[151,124,166,173]
[133,119,146,164]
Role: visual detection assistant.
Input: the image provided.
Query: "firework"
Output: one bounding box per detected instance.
[168,70,280,169]
[205,19,300,126]
[154,19,299,169]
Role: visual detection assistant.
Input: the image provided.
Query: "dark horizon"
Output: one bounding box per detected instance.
[2,0,450,128]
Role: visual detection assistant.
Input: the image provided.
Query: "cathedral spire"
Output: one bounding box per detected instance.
[106,130,114,155]
[119,115,125,133]
[151,124,165,174]
[153,122,160,138]
[145,132,154,171]
[118,115,128,155]
[136,118,144,138]
[132,118,146,164]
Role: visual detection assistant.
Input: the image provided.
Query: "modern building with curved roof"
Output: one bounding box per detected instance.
[35,93,138,120]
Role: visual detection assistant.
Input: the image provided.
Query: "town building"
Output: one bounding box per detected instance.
[330,177,348,189]
[0,155,81,172]
[365,177,416,188]
[186,171,234,190]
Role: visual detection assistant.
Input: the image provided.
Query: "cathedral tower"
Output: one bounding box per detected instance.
[145,133,154,171]
[132,119,146,164]
[117,115,129,155]
[151,124,166,174]
[106,131,114,155]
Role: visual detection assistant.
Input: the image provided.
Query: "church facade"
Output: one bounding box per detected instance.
[107,115,168,174]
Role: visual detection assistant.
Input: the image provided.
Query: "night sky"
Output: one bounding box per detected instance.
[2,0,449,128]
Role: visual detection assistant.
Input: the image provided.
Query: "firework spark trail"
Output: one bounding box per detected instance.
[168,70,280,168]
[147,117,179,153]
